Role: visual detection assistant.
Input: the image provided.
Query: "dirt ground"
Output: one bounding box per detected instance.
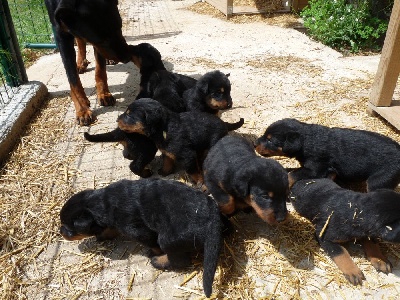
[3,0,400,299]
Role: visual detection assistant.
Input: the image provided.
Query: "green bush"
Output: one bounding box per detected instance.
[300,0,392,52]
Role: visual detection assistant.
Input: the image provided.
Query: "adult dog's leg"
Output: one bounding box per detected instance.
[76,37,89,74]
[56,31,93,126]
[94,48,116,107]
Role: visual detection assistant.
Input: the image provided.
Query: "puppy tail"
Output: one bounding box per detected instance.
[84,128,125,143]
[224,118,244,132]
[202,216,223,298]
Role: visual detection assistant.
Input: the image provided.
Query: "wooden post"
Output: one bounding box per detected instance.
[367,0,400,129]
[369,0,400,107]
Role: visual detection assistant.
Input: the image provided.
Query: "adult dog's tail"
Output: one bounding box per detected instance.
[224,118,244,131]
[202,210,223,298]
[84,128,125,143]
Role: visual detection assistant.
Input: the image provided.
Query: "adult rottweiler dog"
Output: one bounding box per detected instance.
[60,179,225,297]
[254,118,400,191]
[84,128,157,177]
[290,178,400,285]
[182,70,232,115]
[203,135,288,224]
[45,0,165,125]
[139,70,197,112]
[117,98,244,184]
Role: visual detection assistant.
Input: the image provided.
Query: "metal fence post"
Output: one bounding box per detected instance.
[0,0,28,87]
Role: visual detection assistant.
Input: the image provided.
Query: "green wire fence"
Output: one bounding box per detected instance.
[0,0,53,108]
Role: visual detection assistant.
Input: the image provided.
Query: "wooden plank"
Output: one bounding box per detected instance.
[205,0,228,16]
[232,6,290,15]
[204,0,291,18]
[368,101,400,130]
[369,0,400,107]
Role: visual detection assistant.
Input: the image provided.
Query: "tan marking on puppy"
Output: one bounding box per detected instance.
[255,145,284,157]
[332,248,365,285]
[362,239,392,273]
[216,182,237,215]
[118,119,146,135]
[61,233,92,241]
[131,56,142,69]
[246,195,278,225]
[152,254,170,269]
[207,98,229,109]
[219,195,236,215]
[159,151,176,175]
[288,172,296,189]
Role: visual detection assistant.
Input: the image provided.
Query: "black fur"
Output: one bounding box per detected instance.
[131,43,167,100]
[203,135,289,224]
[84,129,157,177]
[140,70,197,112]
[60,179,225,297]
[117,98,244,184]
[290,178,400,285]
[255,118,400,191]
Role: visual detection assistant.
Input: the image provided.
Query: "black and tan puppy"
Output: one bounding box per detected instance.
[255,118,400,191]
[182,70,232,115]
[203,135,289,225]
[290,178,400,285]
[140,70,197,112]
[84,129,157,177]
[117,98,244,184]
[131,43,167,100]
[60,179,224,297]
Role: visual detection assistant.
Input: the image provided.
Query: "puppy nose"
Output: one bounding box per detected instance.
[275,211,288,223]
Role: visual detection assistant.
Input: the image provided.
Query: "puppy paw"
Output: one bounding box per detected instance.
[344,270,366,285]
[151,254,171,270]
[97,93,116,106]
[370,258,393,274]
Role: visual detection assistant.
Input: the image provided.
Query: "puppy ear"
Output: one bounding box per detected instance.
[225,73,230,77]
[282,132,302,154]
[199,82,209,95]
[73,210,95,233]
